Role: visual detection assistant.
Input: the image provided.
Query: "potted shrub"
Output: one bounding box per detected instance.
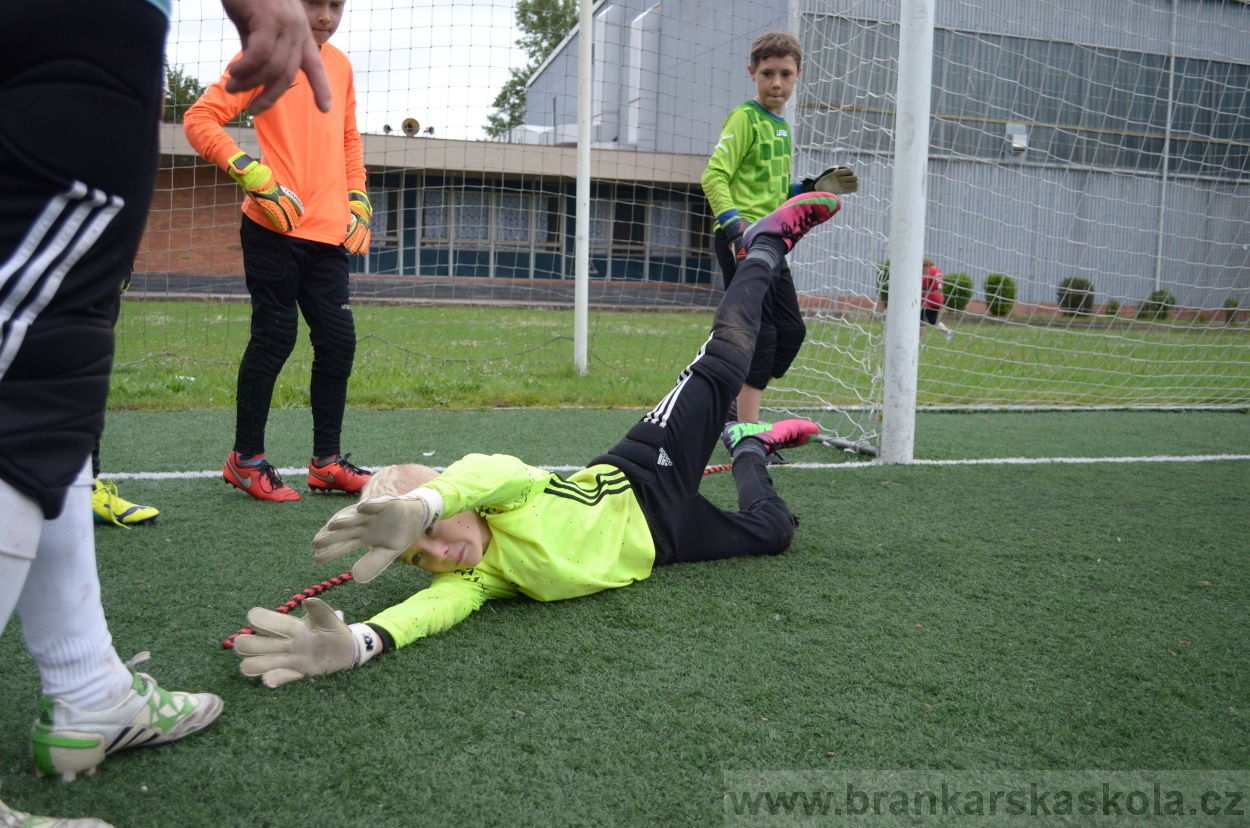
[876,260,890,306]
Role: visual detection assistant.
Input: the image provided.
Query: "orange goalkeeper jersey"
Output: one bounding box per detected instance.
[183,43,366,246]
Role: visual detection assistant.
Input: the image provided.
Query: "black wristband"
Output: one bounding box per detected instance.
[366,623,394,654]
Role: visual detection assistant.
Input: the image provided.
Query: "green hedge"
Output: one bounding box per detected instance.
[1137,289,1176,321]
[943,272,973,311]
[985,273,1016,317]
[1058,277,1095,316]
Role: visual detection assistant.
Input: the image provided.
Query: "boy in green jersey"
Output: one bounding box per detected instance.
[231,192,845,688]
[701,31,857,444]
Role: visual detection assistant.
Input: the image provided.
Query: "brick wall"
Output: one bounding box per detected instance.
[134,161,245,277]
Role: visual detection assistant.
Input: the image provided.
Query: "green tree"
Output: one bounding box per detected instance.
[164,61,252,127]
[485,0,577,139]
[164,62,206,124]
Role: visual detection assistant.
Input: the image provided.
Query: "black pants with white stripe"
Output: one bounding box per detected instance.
[0,0,167,517]
[591,249,798,566]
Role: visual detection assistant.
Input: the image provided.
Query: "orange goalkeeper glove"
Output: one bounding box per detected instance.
[344,189,372,254]
[227,151,304,233]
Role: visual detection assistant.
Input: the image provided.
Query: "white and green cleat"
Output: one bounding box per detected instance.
[30,654,222,782]
[0,795,113,827]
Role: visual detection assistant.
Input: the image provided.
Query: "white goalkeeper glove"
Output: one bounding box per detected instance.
[802,166,859,196]
[310,488,444,582]
[233,598,381,688]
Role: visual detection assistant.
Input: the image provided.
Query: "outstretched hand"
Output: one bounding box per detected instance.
[311,490,443,582]
[233,598,354,688]
[806,166,859,196]
[221,0,332,114]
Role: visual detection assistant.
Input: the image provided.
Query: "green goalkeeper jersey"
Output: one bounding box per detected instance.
[701,100,793,229]
[366,453,656,648]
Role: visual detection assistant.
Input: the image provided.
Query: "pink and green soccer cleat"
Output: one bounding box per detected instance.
[722,419,820,456]
[741,193,841,254]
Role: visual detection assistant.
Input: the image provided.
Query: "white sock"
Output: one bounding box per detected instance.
[18,462,132,711]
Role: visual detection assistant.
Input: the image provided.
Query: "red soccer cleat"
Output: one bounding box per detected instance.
[223,451,301,502]
[307,453,372,495]
[741,193,841,254]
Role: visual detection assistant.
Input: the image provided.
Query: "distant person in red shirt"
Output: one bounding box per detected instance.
[920,257,953,341]
[185,0,373,502]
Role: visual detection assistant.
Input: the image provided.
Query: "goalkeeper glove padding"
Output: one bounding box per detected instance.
[234,598,379,688]
[802,166,859,196]
[311,487,444,583]
[227,151,304,233]
[344,189,372,254]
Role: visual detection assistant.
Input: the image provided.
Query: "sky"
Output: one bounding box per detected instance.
[167,0,528,141]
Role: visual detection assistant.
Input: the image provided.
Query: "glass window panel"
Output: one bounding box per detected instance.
[371,188,395,248]
[613,199,645,246]
[456,192,488,241]
[422,190,447,239]
[535,195,560,245]
[497,193,529,243]
[590,200,609,245]
[650,201,683,248]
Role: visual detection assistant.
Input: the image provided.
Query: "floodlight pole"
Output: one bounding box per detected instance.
[573,0,593,375]
[880,0,935,464]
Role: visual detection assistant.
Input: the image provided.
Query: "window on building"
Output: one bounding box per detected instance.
[613,199,646,248]
[497,193,529,243]
[422,190,448,240]
[650,200,684,249]
[806,16,1250,175]
[535,194,561,246]
[456,191,489,241]
[369,187,399,249]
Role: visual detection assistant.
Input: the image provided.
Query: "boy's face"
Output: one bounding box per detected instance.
[748,55,800,116]
[409,511,492,574]
[304,0,344,45]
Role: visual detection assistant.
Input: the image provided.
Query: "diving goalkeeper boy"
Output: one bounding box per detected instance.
[232,192,844,687]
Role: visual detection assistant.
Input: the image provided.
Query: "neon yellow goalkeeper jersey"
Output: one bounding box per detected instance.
[366,453,656,649]
[701,100,793,228]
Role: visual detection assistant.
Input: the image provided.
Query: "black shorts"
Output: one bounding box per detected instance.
[0,0,167,517]
[922,307,941,326]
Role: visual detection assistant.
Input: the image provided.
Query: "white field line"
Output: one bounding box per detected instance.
[102,454,1250,480]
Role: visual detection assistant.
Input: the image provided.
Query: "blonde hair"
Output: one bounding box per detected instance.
[360,463,440,499]
[922,257,935,269]
[750,31,802,71]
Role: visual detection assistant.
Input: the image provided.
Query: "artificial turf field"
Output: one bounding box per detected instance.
[1,409,1247,826]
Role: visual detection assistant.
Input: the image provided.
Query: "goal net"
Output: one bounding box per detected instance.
[782,0,1250,448]
[135,0,1249,449]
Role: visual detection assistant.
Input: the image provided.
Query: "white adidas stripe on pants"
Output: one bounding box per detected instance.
[0,181,123,381]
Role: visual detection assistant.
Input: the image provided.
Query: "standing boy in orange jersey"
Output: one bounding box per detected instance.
[186,0,373,502]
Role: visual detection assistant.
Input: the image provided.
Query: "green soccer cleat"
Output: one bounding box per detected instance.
[722,419,820,456]
[91,479,158,527]
[30,654,222,782]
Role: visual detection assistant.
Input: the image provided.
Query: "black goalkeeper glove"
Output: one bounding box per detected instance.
[722,216,748,258]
